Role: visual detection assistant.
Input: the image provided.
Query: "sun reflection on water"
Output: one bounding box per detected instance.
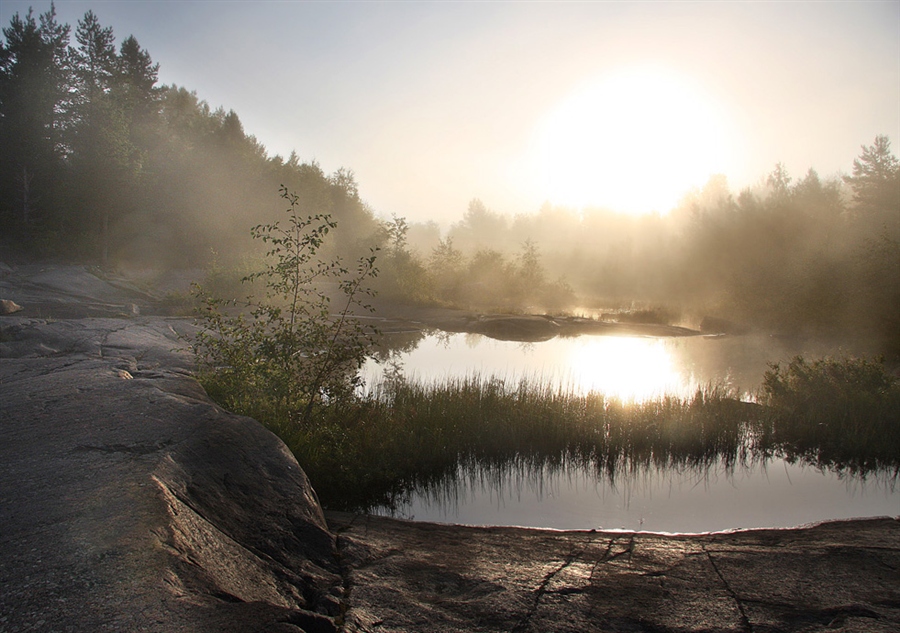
[564,337,694,401]
[364,333,701,401]
[363,331,896,531]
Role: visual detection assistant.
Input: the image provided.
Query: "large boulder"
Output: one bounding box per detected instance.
[470,314,561,342]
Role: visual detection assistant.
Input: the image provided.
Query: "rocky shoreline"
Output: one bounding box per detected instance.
[1,265,898,632]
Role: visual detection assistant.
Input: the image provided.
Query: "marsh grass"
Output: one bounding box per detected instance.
[201,351,900,512]
[279,376,763,510]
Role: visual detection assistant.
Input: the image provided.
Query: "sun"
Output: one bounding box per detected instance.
[531,66,732,215]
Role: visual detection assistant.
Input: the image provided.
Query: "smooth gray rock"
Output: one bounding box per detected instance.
[329,512,900,633]
[0,315,343,632]
[0,264,157,319]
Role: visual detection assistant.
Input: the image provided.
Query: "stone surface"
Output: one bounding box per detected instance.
[1,315,344,630]
[369,303,701,342]
[0,263,161,319]
[329,512,900,633]
[701,315,751,335]
[1,264,898,632]
[0,298,23,314]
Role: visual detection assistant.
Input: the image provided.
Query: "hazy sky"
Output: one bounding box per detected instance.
[3,1,899,225]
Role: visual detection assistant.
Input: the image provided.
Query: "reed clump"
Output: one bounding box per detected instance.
[278,354,900,511]
[284,377,763,511]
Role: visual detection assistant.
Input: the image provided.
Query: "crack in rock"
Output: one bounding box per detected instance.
[73,440,173,456]
[512,537,598,633]
[739,597,881,629]
[704,545,753,633]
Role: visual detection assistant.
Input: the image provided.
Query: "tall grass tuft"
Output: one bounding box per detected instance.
[284,376,764,511]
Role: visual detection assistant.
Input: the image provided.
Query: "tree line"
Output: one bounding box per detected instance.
[390,140,898,350]
[1,4,378,267]
[2,5,898,351]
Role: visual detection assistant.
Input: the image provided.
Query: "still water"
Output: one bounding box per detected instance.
[364,331,872,401]
[373,458,897,533]
[361,331,898,532]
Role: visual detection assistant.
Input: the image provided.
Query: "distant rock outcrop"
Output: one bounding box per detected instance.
[700,315,750,335]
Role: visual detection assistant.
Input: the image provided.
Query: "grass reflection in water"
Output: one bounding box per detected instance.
[289,356,899,514]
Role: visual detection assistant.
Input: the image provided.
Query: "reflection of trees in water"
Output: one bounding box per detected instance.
[662,334,879,401]
[463,332,483,348]
[372,330,427,361]
[391,448,899,523]
[377,330,880,407]
[387,441,898,522]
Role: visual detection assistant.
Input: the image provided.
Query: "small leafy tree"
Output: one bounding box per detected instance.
[375,214,430,302]
[192,185,379,427]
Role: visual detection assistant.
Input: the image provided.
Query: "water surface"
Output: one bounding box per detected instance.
[363,331,869,401]
[375,457,897,533]
[361,331,897,531]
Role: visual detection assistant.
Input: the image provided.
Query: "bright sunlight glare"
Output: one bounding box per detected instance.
[532,67,733,215]
[566,337,694,402]
[362,334,699,403]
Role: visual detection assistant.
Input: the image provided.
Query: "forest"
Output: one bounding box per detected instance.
[2,5,899,353]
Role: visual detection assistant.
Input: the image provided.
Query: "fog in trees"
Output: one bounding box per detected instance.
[2,6,898,354]
[1,6,377,270]
[398,141,898,352]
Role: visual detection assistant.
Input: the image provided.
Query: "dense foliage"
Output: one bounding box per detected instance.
[760,356,900,473]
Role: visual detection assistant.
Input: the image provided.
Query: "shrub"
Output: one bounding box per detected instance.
[192,185,379,426]
[759,355,900,472]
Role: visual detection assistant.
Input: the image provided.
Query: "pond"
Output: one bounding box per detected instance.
[360,330,899,533]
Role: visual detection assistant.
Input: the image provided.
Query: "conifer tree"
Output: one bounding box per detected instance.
[0,4,70,236]
[844,135,900,238]
[69,11,138,265]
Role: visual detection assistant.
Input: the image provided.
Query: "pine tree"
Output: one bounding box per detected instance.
[69,11,138,265]
[116,35,159,116]
[0,4,71,238]
[71,11,116,107]
[844,135,900,238]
